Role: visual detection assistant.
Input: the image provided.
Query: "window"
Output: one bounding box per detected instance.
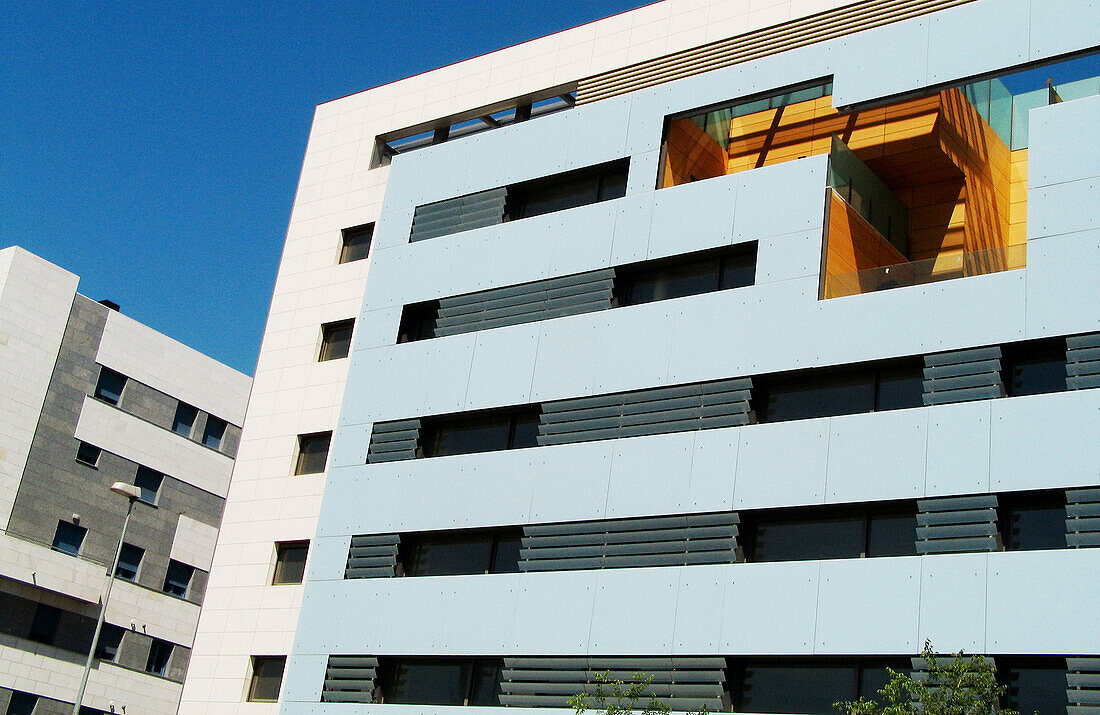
[507,160,628,221]
[1000,491,1066,551]
[202,416,227,449]
[272,541,309,584]
[423,409,540,457]
[340,223,374,263]
[75,441,101,467]
[114,543,144,581]
[1003,339,1068,396]
[319,320,355,361]
[400,528,522,577]
[95,623,125,661]
[248,655,288,702]
[744,504,917,562]
[294,432,332,475]
[379,657,503,706]
[729,659,908,714]
[397,300,440,343]
[163,560,195,598]
[145,638,173,676]
[615,244,757,306]
[93,367,126,405]
[52,520,87,556]
[6,692,38,715]
[998,658,1068,715]
[756,361,923,423]
[134,466,163,504]
[173,402,198,437]
[28,603,61,645]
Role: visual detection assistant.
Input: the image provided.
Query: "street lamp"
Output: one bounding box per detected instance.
[71,481,143,715]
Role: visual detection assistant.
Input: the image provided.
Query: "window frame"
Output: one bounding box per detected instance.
[294,432,332,475]
[75,441,102,467]
[339,223,375,264]
[202,416,227,450]
[378,657,504,706]
[52,520,87,556]
[28,602,62,645]
[163,559,195,598]
[145,637,173,676]
[742,501,917,563]
[248,655,288,702]
[422,408,540,458]
[319,319,355,362]
[172,402,198,437]
[272,540,310,585]
[398,527,524,577]
[134,466,163,505]
[114,542,145,581]
[93,367,127,406]
[95,623,126,662]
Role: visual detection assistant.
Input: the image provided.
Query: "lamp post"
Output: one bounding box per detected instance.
[71,481,142,715]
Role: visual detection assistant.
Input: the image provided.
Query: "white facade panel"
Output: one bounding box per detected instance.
[604,433,696,519]
[647,176,738,260]
[1027,94,1100,189]
[171,513,221,572]
[831,17,929,107]
[588,568,679,653]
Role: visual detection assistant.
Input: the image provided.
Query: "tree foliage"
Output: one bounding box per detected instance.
[570,672,673,715]
[834,641,1017,715]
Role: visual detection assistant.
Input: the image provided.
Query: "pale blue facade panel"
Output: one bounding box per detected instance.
[824,409,928,504]
[719,561,820,653]
[588,568,679,653]
[436,574,523,654]
[307,534,354,583]
[671,565,729,653]
[421,334,478,416]
[281,654,327,704]
[814,557,922,653]
[329,422,372,467]
[543,203,619,277]
[989,390,1100,492]
[1028,178,1100,240]
[831,17,929,107]
[563,95,632,170]
[917,553,988,652]
[352,307,401,353]
[733,420,830,509]
[924,400,992,496]
[592,301,676,394]
[609,192,654,265]
[510,570,599,653]
[813,284,935,367]
[372,206,415,252]
[527,440,615,523]
[604,433,696,519]
[530,316,602,402]
[688,428,739,513]
[1025,228,1100,337]
[464,325,540,410]
[929,270,1026,351]
[732,157,828,244]
[756,229,824,285]
[382,136,474,214]
[459,112,576,196]
[986,549,1100,653]
[665,289,754,384]
[1027,95,1100,189]
[1029,0,1100,62]
[647,175,738,261]
[926,0,1030,85]
[746,276,821,373]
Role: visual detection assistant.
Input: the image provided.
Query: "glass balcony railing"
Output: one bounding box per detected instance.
[826,243,1026,298]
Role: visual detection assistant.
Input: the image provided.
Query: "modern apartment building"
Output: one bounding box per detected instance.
[0,247,251,714]
[181,0,1100,713]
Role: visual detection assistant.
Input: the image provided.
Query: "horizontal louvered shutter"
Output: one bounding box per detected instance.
[344,534,401,578]
[322,656,379,703]
[1066,333,1100,390]
[1066,488,1100,548]
[410,188,507,242]
[915,495,1000,554]
[366,419,421,463]
[922,347,1004,405]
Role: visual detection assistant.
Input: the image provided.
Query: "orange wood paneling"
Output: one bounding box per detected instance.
[823,191,909,299]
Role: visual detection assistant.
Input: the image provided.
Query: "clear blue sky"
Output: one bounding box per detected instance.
[1,1,648,375]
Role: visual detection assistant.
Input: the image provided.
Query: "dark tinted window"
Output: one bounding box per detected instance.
[617,245,757,306]
[1001,492,1066,550]
[76,441,101,466]
[146,638,173,676]
[202,416,227,449]
[761,369,876,422]
[425,410,540,457]
[867,511,918,557]
[509,160,628,220]
[340,223,374,264]
[397,301,439,343]
[510,412,541,449]
[115,543,144,581]
[400,529,522,577]
[53,521,86,556]
[859,661,910,699]
[295,432,332,475]
[94,367,126,405]
[875,364,925,410]
[749,514,865,562]
[95,623,125,661]
[1000,660,1068,715]
[273,541,309,584]
[134,466,163,504]
[163,560,194,597]
[735,663,856,714]
[173,402,198,437]
[1003,340,1067,396]
[248,656,287,702]
[380,658,503,706]
[7,692,38,715]
[320,320,355,361]
[28,603,61,644]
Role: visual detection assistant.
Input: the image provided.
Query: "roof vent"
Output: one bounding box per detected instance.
[98,299,120,312]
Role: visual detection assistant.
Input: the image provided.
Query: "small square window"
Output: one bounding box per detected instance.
[163,560,194,598]
[339,223,374,264]
[95,623,125,661]
[173,402,198,437]
[134,466,163,505]
[294,432,331,475]
[53,520,87,556]
[202,416,227,449]
[319,320,355,361]
[28,603,61,644]
[115,543,144,581]
[76,441,101,467]
[248,655,288,702]
[94,367,127,405]
[272,540,309,585]
[146,638,173,676]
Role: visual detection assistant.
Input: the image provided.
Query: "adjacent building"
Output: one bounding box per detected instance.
[181,1,1100,714]
[0,247,251,714]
